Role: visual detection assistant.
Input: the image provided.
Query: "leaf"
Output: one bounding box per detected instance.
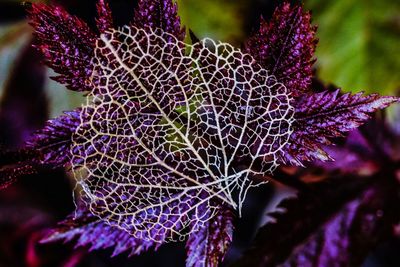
[41,205,160,257]
[305,0,400,94]
[186,205,234,267]
[245,3,318,97]
[28,3,96,92]
[96,0,114,33]
[280,90,399,165]
[276,184,399,267]
[134,0,185,41]
[71,25,293,242]
[312,130,379,175]
[26,109,81,167]
[234,176,400,267]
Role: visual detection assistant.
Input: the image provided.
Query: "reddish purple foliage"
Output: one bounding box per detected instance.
[282,90,398,165]
[28,4,96,92]
[96,0,114,33]
[245,3,317,97]
[26,109,81,167]
[186,206,234,267]
[42,204,160,257]
[134,0,185,41]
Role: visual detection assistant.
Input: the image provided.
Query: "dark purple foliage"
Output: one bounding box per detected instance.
[134,0,185,41]
[0,43,47,148]
[245,3,317,97]
[234,114,400,267]
[42,204,160,257]
[28,3,96,92]
[186,206,234,267]
[26,109,81,168]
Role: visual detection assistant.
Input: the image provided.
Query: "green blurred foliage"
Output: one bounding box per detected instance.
[306,0,400,94]
[177,0,246,44]
[44,69,83,118]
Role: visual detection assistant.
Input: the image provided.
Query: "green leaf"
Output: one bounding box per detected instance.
[306,0,400,94]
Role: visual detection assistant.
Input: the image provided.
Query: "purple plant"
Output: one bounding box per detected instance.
[0,0,398,266]
[234,111,400,266]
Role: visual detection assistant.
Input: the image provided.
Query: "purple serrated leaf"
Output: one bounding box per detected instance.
[96,0,114,33]
[280,90,399,165]
[28,3,96,92]
[41,204,160,257]
[245,2,317,97]
[26,109,81,167]
[186,205,234,267]
[133,0,185,41]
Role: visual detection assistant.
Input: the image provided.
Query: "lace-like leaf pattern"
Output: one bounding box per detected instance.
[71,26,293,242]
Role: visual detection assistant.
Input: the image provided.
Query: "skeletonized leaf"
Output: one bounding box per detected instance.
[71,25,293,242]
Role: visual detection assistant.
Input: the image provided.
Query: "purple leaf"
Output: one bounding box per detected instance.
[234,176,400,267]
[275,183,398,267]
[313,130,379,175]
[96,0,114,33]
[28,3,96,92]
[26,109,80,168]
[280,90,399,165]
[41,205,160,257]
[133,0,185,41]
[245,3,317,97]
[186,205,234,267]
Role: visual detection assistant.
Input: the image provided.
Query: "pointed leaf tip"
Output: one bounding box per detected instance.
[245,2,318,97]
[186,206,234,267]
[133,0,185,41]
[28,3,96,92]
[280,90,398,164]
[96,0,114,33]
